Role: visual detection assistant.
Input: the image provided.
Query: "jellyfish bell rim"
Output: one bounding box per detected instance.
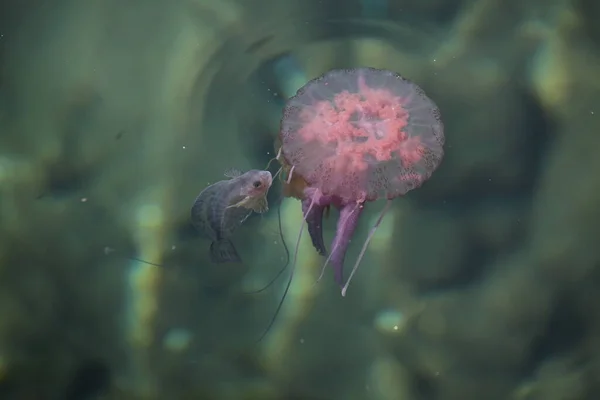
[284,67,417,103]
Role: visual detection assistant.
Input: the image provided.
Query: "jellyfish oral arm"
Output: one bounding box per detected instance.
[302,197,327,256]
[329,201,365,290]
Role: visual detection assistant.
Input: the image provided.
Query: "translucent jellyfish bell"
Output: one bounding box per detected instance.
[280,67,444,203]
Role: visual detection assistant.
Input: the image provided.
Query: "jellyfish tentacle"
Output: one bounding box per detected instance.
[329,201,365,288]
[272,166,283,181]
[286,165,295,184]
[264,147,284,175]
[341,199,392,297]
[257,189,317,342]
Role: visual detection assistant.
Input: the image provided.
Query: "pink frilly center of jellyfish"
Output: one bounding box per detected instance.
[296,75,426,175]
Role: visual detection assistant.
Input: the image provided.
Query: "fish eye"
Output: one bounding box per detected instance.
[252,181,262,188]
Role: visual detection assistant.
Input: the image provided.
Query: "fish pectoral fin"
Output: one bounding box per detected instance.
[251,197,268,213]
[210,239,242,263]
[226,196,250,209]
[227,196,268,213]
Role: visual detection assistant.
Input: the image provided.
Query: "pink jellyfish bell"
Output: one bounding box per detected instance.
[278,67,444,296]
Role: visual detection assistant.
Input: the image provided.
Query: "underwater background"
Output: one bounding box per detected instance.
[1,0,599,399]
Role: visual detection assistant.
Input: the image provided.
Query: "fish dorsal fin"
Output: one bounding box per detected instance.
[224,168,242,178]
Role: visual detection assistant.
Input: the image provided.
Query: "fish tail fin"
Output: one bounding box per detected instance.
[210,239,242,263]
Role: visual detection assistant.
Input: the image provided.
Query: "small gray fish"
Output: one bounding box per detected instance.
[191,169,273,263]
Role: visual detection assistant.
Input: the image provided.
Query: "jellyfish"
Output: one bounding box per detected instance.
[278,67,445,297]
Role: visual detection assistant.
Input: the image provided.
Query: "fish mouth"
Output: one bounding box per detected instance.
[261,171,274,187]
